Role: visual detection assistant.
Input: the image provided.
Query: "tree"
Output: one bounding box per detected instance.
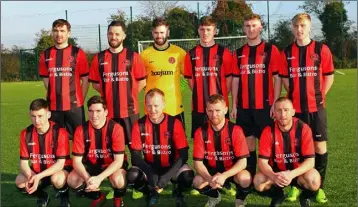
[126,17,153,51]
[139,1,179,18]
[210,0,253,36]
[107,9,127,24]
[269,19,294,50]
[164,7,198,39]
[299,0,349,18]
[34,29,78,52]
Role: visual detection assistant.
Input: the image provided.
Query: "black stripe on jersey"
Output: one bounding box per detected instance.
[236,47,244,108]
[214,130,225,172]
[167,116,175,165]
[314,42,323,108]
[202,47,210,110]
[263,43,272,106]
[282,131,294,170]
[202,124,209,167]
[126,50,135,116]
[42,48,51,78]
[98,51,106,96]
[295,120,303,163]
[248,46,256,108]
[285,45,294,101]
[215,46,225,96]
[38,134,47,172]
[25,126,34,159]
[106,120,115,158]
[70,46,79,108]
[298,46,308,112]
[52,124,59,159]
[95,128,104,167]
[152,124,161,168]
[227,122,237,162]
[190,49,198,111]
[111,53,120,118]
[270,123,279,172]
[55,49,64,111]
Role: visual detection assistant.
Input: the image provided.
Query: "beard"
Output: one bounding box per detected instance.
[108,39,123,49]
[154,36,168,46]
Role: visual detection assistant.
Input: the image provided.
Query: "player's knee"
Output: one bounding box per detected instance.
[314,141,327,154]
[304,169,321,191]
[110,169,126,189]
[235,170,251,188]
[177,170,194,190]
[193,175,206,189]
[67,170,83,188]
[15,174,26,188]
[126,167,146,190]
[51,172,67,188]
[253,172,267,192]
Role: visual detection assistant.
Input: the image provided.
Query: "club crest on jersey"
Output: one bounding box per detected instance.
[213,55,220,60]
[225,137,231,145]
[164,131,171,139]
[105,136,109,143]
[310,53,320,61]
[68,56,75,63]
[123,59,130,65]
[294,138,299,146]
[50,140,54,149]
[260,52,267,59]
[168,57,175,64]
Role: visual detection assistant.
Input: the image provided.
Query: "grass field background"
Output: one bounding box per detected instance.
[1,69,357,206]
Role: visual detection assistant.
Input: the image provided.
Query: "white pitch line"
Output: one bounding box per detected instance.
[335,70,346,75]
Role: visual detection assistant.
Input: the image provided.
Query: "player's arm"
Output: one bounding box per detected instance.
[184,53,194,91]
[19,130,33,179]
[257,127,277,182]
[231,77,239,119]
[193,129,212,182]
[43,78,49,91]
[38,52,49,91]
[226,76,232,94]
[137,79,146,92]
[77,50,90,98]
[19,160,32,179]
[134,53,147,92]
[278,50,289,92]
[72,155,90,182]
[97,154,124,181]
[323,75,334,96]
[81,76,89,98]
[72,127,90,182]
[35,159,66,180]
[222,158,247,179]
[194,161,212,182]
[281,78,289,92]
[88,54,101,93]
[273,74,282,102]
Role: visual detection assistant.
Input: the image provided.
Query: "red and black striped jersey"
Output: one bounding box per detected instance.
[279,40,334,113]
[39,45,89,111]
[130,114,188,169]
[72,118,126,168]
[259,118,315,172]
[193,119,249,172]
[184,44,232,113]
[89,48,147,119]
[20,121,71,174]
[233,41,280,109]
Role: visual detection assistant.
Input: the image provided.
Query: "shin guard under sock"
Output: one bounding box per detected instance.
[315,152,328,188]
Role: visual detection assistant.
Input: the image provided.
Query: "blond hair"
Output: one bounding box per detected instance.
[292,13,311,24]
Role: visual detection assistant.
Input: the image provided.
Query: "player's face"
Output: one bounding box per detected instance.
[152,25,169,46]
[88,103,108,128]
[274,100,295,127]
[30,108,50,129]
[198,25,216,43]
[52,25,70,45]
[107,26,126,49]
[292,19,311,41]
[206,101,228,126]
[145,94,165,121]
[244,19,262,40]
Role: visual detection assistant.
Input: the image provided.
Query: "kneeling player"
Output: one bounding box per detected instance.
[127,88,194,207]
[67,96,127,207]
[254,97,320,207]
[15,98,71,207]
[193,94,251,207]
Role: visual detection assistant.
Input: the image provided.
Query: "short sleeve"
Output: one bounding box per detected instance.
[72,126,85,156]
[193,128,204,161]
[89,54,100,83]
[56,128,70,159]
[184,53,193,79]
[172,120,188,150]
[270,45,281,75]
[38,52,48,77]
[20,129,29,160]
[130,122,143,151]
[258,126,273,159]
[223,49,233,77]
[321,44,334,76]
[178,49,186,75]
[232,50,240,77]
[232,126,249,159]
[301,124,315,159]
[77,49,89,77]
[112,124,125,154]
[133,53,147,81]
[279,50,289,78]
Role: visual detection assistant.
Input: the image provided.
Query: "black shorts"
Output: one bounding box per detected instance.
[174,111,185,129]
[50,106,85,138]
[112,114,139,145]
[236,107,273,138]
[85,161,128,176]
[191,111,229,138]
[295,107,327,142]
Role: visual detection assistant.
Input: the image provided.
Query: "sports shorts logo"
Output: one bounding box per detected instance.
[168,57,175,64]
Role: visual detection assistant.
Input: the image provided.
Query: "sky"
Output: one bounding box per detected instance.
[1,1,357,50]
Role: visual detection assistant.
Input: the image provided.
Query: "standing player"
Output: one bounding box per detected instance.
[193,94,251,207]
[89,20,147,146]
[184,16,233,139]
[279,13,334,203]
[67,96,127,207]
[231,14,282,179]
[39,19,89,138]
[140,17,186,127]
[16,98,71,207]
[127,88,194,207]
[254,97,320,207]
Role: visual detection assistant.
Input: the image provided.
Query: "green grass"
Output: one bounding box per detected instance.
[1,69,357,206]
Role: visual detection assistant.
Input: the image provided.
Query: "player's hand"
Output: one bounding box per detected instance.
[270,105,275,118]
[210,173,223,189]
[230,107,237,120]
[272,173,286,188]
[86,176,102,192]
[27,174,41,194]
[212,173,227,187]
[277,170,293,186]
[155,186,163,193]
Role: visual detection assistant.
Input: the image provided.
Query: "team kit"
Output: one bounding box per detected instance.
[17,12,334,207]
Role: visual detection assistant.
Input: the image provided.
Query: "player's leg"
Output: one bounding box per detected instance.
[50,110,65,127]
[233,169,251,207]
[64,106,85,140]
[297,169,321,207]
[253,171,285,207]
[109,168,127,207]
[312,108,328,203]
[171,164,194,207]
[193,171,221,207]
[51,169,70,207]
